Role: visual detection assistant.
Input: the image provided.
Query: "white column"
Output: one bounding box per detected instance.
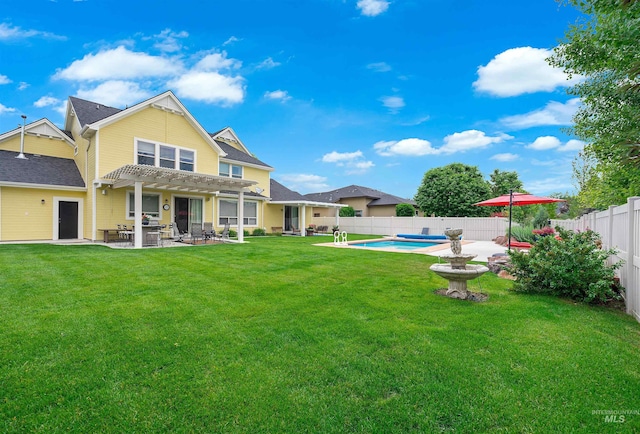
[626,197,639,315]
[134,181,143,248]
[238,191,244,242]
[301,205,306,237]
[335,207,340,229]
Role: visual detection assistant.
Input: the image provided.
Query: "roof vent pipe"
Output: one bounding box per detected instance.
[16,115,28,159]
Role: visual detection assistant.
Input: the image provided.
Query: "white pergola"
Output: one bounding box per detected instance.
[102,164,257,248]
[268,200,345,236]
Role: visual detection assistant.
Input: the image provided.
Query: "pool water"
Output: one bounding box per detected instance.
[351,240,437,250]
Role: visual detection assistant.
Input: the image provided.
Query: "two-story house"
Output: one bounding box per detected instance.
[0,91,340,246]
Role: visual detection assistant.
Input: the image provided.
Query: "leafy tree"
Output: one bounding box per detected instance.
[414,163,492,217]
[488,169,523,196]
[339,206,355,217]
[395,203,415,217]
[549,0,640,207]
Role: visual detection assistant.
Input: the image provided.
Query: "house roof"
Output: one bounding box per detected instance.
[69,96,122,126]
[213,139,273,169]
[0,150,85,188]
[270,179,307,201]
[304,184,416,207]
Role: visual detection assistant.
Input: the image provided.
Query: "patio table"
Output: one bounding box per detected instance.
[98,228,120,243]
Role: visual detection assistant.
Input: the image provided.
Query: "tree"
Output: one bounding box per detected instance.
[396,203,415,217]
[488,169,523,196]
[339,206,355,217]
[414,163,492,217]
[549,0,640,207]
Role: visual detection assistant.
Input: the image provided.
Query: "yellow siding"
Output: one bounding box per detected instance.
[264,203,284,233]
[95,188,175,231]
[98,107,220,177]
[243,166,271,195]
[0,187,84,241]
[0,135,74,159]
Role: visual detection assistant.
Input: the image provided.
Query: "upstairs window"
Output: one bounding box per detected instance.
[219,162,243,178]
[135,139,195,172]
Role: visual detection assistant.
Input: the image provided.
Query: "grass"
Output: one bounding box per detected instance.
[1,235,639,433]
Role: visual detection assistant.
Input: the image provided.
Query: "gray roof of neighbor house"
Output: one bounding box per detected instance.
[213,139,272,169]
[69,96,123,126]
[304,184,416,207]
[270,179,307,202]
[0,150,85,187]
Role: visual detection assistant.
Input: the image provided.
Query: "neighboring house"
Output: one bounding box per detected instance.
[0,91,340,246]
[304,185,421,217]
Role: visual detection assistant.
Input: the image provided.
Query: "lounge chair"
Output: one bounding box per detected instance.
[421,227,430,235]
[216,223,230,242]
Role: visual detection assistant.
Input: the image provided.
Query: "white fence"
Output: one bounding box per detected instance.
[314,202,640,323]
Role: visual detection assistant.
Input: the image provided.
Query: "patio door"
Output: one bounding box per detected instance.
[175,197,203,234]
[58,201,79,239]
[284,206,299,232]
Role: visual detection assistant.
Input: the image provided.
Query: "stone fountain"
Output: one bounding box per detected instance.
[429,228,489,300]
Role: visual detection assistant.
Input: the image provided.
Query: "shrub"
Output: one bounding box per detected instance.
[339,206,355,217]
[509,227,623,303]
[509,225,536,243]
[532,226,555,238]
[243,230,250,237]
[532,207,550,229]
[252,228,266,236]
[396,203,415,217]
[229,229,237,238]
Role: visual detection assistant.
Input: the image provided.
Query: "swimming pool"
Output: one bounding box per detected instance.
[350,240,438,251]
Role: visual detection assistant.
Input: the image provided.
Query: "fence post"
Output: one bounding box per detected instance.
[626,197,639,315]
[607,205,615,250]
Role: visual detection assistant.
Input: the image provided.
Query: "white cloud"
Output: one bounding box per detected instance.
[195,51,241,71]
[0,74,11,85]
[559,139,586,152]
[374,138,437,156]
[257,57,281,69]
[0,102,16,114]
[346,160,375,175]
[277,174,330,193]
[0,23,66,41]
[53,46,182,81]
[18,82,29,90]
[501,98,581,129]
[322,150,364,163]
[524,176,573,195]
[367,62,391,72]
[473,47,582,97]
[33,96,60,108]
[441,130,513,154]
[168,71,245,105]
[223,36,240,46]
[264,90,291,102]
[77,81,152,107]
[490,153,519,162]
[400,115,430,126]
[527,136,562,151]
[357,0,389,16]
[153,29,189,53]
[380,95,405,112]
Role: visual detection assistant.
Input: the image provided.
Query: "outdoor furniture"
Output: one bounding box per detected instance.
[98,228,120,243]
[203,222,215,242]
[291,225,301,236]
[191,224,204,244]
[421,227,430,235]
[216,223,230,242]
[118,225,135,246]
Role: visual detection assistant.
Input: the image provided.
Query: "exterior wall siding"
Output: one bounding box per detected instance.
[0,135,75,159]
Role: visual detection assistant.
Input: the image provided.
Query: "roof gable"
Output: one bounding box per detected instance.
[0,118,75,148]
[211,127,250,154]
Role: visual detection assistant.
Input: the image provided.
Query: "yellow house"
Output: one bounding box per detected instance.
[0,91,340,247]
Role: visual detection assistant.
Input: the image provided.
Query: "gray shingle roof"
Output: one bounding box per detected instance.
[69,96,122,126]
[304,184,415,207]
[270,179,307,201]
[213,139,272,169]
[0,150,85,187]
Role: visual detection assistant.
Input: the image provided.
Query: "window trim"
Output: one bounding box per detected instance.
[134,138,197,172]
[126,191,162,220]
[219,161,243,179]
[218,199,258,226]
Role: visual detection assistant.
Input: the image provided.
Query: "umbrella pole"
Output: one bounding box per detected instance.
[508,189,513,252]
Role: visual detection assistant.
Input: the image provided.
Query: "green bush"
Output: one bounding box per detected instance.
[229,229,237,238]
[339,206,355,217]
[532,207,550,229]
[509,227,623,303]
[509,225,536,243]
[252,228,266,236]
[396,203,415,217]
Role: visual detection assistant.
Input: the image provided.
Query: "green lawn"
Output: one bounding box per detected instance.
[1,236,639,433]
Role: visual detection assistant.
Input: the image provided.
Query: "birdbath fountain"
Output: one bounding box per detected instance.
[429,228,489,300]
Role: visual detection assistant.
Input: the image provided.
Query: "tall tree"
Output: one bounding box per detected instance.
[414,163,492,217]
[549,0,640,207]
[488,169,524,196]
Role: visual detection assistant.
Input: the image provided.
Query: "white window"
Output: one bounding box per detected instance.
[219,199,238,225]
[135,139,195,172]
[127,192,160,218]
[219,162,243,178]
[243,201,257,226]
[355,210,363,217]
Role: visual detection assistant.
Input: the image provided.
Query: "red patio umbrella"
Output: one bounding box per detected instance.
[474,190,566,250]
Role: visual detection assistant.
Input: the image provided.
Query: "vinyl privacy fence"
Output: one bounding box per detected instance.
[314,200,640,323]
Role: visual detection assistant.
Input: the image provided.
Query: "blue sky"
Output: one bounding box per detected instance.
[0,0,586,199]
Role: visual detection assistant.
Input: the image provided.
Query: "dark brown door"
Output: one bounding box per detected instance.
[58,201,78,239]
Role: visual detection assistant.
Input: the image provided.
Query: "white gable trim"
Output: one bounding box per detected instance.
[82,91,227,157]
[211,127,251,154]
[0,118,75,148]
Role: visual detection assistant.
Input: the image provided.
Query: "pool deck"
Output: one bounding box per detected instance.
[316,238,507,263]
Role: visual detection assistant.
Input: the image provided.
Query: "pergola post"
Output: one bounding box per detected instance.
[238,190,244,242]
[300,205,306,237]
[134,180,143,248]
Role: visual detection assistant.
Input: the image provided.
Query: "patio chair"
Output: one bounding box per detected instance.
[216,223,230,242]
[191,224,204,244]
[421,227,430,235]
[203,222,215,243]
[171,224,184,242]
[291,225,301,236]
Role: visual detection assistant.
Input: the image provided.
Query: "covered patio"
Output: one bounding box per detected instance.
[102,164,257,248]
